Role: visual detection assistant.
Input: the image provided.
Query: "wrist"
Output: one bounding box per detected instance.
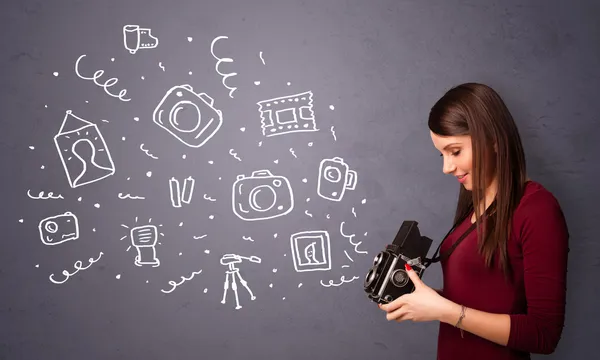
[439,299,463,325]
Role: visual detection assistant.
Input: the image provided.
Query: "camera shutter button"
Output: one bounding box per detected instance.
[272,179,282,187]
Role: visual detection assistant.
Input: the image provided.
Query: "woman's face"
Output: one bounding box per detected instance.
[430,131,474,190]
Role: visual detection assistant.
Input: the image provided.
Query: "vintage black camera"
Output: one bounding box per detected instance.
[364,221,433,304]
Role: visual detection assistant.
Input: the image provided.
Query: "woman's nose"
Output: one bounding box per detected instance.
[442,156,455,175]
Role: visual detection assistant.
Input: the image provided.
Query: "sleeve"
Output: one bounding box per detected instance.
[506,190,570,354]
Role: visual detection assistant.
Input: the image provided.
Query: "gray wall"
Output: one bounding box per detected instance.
[1,0,597,359]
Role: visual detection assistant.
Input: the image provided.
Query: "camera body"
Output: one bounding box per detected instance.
[364,221,433,304]
[38,211,79,246]
[153,84,223,148]
[232,169,294,221]
[317,157,357,202]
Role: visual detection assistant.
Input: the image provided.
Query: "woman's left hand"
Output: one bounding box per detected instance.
[379,264,453,323]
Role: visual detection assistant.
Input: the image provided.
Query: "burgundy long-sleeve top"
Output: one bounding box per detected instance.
[437,181,569,360]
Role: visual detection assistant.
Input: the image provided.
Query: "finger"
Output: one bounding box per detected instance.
[405,263,424,288]
[386,306,410,322]
[381,295,408,312]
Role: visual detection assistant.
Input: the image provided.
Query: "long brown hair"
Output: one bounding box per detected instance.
[428,83,528,276]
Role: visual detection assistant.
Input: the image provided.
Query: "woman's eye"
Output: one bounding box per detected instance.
[451,150,461,156]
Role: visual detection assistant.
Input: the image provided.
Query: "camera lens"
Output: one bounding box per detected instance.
[44,221,58,233]
[170,101,202,133]
[364,267,379,288]
[373,252,384,266]
[248,185,277,212]
[324,166,342,182]
[391,269,409,287]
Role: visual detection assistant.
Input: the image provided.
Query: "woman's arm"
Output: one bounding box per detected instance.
[439,190,569,354]
[439,302,510,346]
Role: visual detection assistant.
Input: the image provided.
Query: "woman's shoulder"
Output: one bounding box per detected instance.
[513,180,567,233]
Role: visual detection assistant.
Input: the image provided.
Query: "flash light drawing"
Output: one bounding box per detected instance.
[232,169,294,221]
[123,25,159,54]
[27,190,64,200]
[49,252,103,284]
[54,110,116,188]
[256,91,318,137]
[153,84,223,148]
[340,221,368,255]
[210,35,238,98]
[38,211,79,246]
[317,157,357,202]
[290,230,331,272]
[120,218,164,267]
[320,275,359,287]
[220,254,261,310]
[161,269,202,294]
[169,176,195,207]
[75,54,131,102]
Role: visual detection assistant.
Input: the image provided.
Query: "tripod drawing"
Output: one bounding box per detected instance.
[220,253,262,309]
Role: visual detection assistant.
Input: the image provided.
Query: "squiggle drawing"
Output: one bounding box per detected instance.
[340,221,368,255]
[304,210,313,217]
[49,252,103,284]
[193,234,207,239]
[289,148,297,158]
[118,193,145,200]
[330,126,337,141]
[242,236,254,242]
[75,54,130,102]
[344,250,354,262]
[140,144,158,159]
[203,194,216,202]
[161,269,202,294]
[259,51,266,65]
[351,207,357,217]
[229,149,242,161]
[158,62,165,71]
[320,275,359,287]
[27,190,64,200]
[210,36,237,98]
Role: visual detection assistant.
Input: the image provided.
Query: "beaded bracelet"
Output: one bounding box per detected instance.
[454,305,466,338]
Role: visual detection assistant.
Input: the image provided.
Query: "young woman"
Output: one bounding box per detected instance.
[379,83,569,359]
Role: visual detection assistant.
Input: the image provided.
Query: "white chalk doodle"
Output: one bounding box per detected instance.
[290,230,331,272]
[161,269,202,294]
[351,207,357,217]
[257,91,318,137]
[153,84,223,148]
[242,236,254,242]
[140,143,158,159]
[330,126,337,141]
[229,149,242,161]
[54,110,116,188]
[158,62,165,71]
[75,54,130,102]
[317,157,357,202]
[340,221,368,255]
[123,25,159,54]
[118,193,145,200]
[259,51,266,65]
[304,210,313,217]
[289,148,297,158]
[232,169,294,221]
[320,275,359,287]
[169,176,195,207]
[121,218,164,267]
[27,190,64,200]
[130,225,160,267]
[344,250,354,263]
[220,254,261,310]
[193,234,207,239]
[203,194,216,202]
[39,212,79,246]
[49,252,103,284]
[210,36,238,98]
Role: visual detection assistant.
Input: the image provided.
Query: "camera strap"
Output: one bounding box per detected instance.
[422,204,496,267]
